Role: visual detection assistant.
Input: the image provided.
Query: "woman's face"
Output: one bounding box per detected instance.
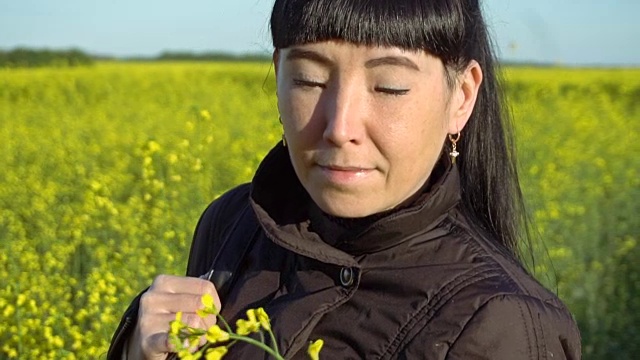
[275,41,480,217]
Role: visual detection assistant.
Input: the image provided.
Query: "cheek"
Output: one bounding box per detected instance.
[278,90,327,153]
[292,94,318,127]
[375,100,450,186]
[378,99,449,153]
[279,89,318,129]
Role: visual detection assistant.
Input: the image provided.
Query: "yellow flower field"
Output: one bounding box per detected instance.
[0,62,638,359]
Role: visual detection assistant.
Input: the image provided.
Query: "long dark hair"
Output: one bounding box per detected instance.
[269,0,528,259]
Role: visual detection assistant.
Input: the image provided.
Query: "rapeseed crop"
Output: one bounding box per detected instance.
[0,63,638,359]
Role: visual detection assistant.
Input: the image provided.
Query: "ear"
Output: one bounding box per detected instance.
[448,60,483,134]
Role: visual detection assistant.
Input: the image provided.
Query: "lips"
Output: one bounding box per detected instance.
[322,164,372,172]
[316,163,375,184]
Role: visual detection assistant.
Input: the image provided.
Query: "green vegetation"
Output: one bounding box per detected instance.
[0,48,272,68]
[0,48,94,68]
[0,62,638,359]
[153,51,270,62]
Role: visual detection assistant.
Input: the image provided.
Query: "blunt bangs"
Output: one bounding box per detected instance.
[270,0,468,65]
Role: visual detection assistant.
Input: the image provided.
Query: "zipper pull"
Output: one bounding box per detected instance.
[200,269,233,296]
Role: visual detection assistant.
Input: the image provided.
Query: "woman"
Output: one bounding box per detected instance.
[108,0,581,359]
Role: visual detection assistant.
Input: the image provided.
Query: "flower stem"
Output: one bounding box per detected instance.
[267,329,280,355]
[216,313,233,334]
[228,334,285,360]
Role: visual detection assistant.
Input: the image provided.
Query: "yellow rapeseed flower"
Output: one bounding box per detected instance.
[147,140,161,153]
[200,110,211,120]
[256,307,271,331]
[205,346,228,360]
[178,348,202,360]
[197,293,219,318]
[307,339,324,360]
[201,294,217,311]
[236,309,260,336]
[17,294,27,306]
[205,325,229,344]
[3,304,15,317]
[170,312,186,336]
[167,153,179,164]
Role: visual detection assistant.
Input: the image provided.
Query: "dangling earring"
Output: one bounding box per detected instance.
[448,132,460,163]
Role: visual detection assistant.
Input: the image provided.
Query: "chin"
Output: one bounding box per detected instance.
[313,193,382,219]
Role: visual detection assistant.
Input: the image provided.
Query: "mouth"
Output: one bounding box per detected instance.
[322,164,373,172]
[316,163,375,184]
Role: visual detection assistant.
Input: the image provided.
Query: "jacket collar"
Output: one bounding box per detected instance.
[250,144,461,264]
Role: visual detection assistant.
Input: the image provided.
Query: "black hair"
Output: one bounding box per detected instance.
[270,0,529,259]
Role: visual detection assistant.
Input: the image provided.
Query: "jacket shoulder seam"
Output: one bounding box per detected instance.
[445,293,557,359]
[380,262,502,359]
[448,216,534,296]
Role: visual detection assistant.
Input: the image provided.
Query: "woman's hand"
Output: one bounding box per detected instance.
[127,275,221,360]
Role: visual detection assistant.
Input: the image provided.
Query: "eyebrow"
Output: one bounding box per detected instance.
[365,56,420,71]
[285,48,420,71]
[285,48,333,67]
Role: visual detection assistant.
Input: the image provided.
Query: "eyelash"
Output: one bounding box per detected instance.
[293,79,325,89]
[292,79,410,96]
[375,87,410,96]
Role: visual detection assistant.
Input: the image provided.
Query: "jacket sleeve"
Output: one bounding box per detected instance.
[105,289,147,360]
[445,295,582,360]
[105,184,252,360]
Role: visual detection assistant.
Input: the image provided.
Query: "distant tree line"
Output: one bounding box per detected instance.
[0,48,273,67]
[147,51,270,62]
[0,48,94,68]
[0,47,619,69]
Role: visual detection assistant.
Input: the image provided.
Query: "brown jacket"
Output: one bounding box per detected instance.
[108,145,581,359]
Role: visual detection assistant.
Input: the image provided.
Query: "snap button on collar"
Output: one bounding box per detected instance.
[340,267,354,287]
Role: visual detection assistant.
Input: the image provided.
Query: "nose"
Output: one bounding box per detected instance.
[322,82,364,146]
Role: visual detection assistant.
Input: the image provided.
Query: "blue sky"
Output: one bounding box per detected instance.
[1,0,638,66]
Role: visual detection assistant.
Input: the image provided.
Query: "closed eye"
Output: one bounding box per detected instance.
[293,79,326,89]
[375,87,410,96]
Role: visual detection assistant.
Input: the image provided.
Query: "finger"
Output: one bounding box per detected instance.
[140,312,213,357]
[150,275,219,297]
[184,311,213,328]
[143,331,172,356]
[140,291,219,315]
[140,312,215,336]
